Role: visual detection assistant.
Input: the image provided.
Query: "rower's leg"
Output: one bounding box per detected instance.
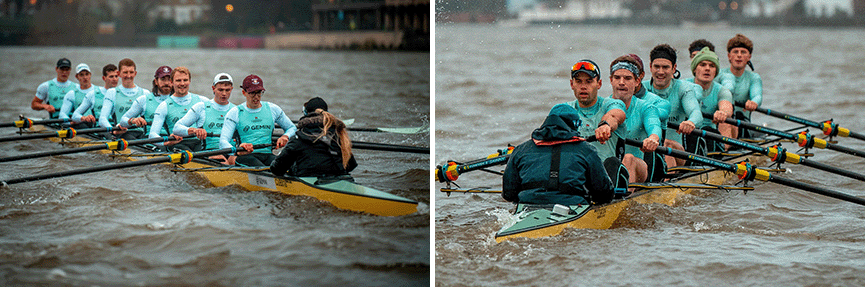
[621,154,647,184]
[664,139,686,167]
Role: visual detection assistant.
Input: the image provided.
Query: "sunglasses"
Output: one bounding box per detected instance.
[571,61,596,73]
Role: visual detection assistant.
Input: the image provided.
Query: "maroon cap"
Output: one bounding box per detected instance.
[242,74,265,92]
[154,66,172,79]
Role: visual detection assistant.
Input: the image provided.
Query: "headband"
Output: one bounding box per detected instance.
[611,62,640,77]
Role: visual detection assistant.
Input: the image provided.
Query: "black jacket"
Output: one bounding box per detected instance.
[502,106,614,204]
[270,113,357,177]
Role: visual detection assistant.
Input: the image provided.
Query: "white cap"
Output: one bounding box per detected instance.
[75,63,90,74]
[212,73,233,86]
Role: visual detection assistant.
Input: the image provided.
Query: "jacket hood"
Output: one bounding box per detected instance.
[531,104,582,142]
[295,113,333,144]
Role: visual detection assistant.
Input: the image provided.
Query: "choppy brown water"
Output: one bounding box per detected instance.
[0,47,429,286]
[435,24,865,286]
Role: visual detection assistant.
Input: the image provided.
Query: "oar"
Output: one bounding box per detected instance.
[0,117,70,128]
[624,138,865,207]
[283,120,430,134]
[266,134,428,154]
[436,150,512,183]
[0,135,198,163]
[735,102,865,142]
[1,143,271,185]
[670,122,865,182]
[705,112,865,159]
[0,127,112,143]
[351,141,429,154]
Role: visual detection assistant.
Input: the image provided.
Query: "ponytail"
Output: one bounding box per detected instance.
[314,109,352,169]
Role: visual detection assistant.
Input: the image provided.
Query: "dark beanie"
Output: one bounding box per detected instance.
[304,97,328,114]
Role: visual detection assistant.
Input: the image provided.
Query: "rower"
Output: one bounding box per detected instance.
[715,34,762,139]
[71,64,119,127]
[271,97,357,181]
[219,74,297,166]
[117,65,173,140]
[502,104,614,205]
[172,72,237,165]
[58,63,96,129]
[31,58,74,119]
[608,56,663,184]
[688,39,715,59]
[643,44,704,167]
[563,59,626,161]
[685,47,734,153]
[148,67,208,151]
[98,59,153,140]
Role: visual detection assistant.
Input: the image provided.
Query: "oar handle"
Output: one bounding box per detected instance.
[0,127,111,143]
[0,135,198,163]
[0,118,71,128]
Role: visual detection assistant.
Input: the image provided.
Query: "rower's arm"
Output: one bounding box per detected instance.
[219,108,239,151]
[601,108,625,132]
[148,103,169,142]
[271,104,297,138]
[72,92,94,122]
[31,82,50,111]
[172,103,204,136]
[98,91,115,128]
[681,87,704,127]
[58,90,76,120]
[749,73,763,107]
[643,105,663,138]
[119,96,146,127]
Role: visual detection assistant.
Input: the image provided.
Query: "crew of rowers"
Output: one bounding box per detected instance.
[503,34,762,205]
[30,58,357,180]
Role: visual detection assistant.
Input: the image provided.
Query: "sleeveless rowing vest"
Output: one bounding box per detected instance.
[113,88,143,132]
[236,102,274,154]
[71,86,91,118]
[163,95,202,136]
[204,102,234,150]
[47,81,73,119]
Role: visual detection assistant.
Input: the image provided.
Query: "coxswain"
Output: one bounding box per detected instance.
[502,104,614,205]
[219,75,297,166]
[31,58,74,119]
[271,97,357,181]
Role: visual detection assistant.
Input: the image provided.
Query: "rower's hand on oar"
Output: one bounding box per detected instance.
[42,104,56,113]
[594,125,612,144]
[744,100,758,111]
[712,110,729,124]
[188,127,207,140]
[678,121,696,135]
[128,117,147,127]
[79,115,96,123]
[275,134,290,148]
[164,134,183,146]
[641,135,660,153]
[238,143,254,156]
[111,124,127,135]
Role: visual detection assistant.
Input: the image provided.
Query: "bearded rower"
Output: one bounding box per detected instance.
[116,65,173,139]
[31,58,75,119]
[219,75,297,167]
[172,73,237,164]
[147,67,209,151]
[643,44,704,167]
[58,63,95,129]
[72,64,119,125]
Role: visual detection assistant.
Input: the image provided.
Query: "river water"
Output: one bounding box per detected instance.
[0,47,429,285]
[435,24,865,286]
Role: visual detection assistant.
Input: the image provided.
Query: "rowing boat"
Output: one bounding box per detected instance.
[28,124,419,217]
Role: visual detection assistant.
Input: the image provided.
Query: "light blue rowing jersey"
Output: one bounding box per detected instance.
[686,78,733,130]
[563,96,626,160]
[643,79,703,145]
[716,68,762,119]
[618,95,663,159]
